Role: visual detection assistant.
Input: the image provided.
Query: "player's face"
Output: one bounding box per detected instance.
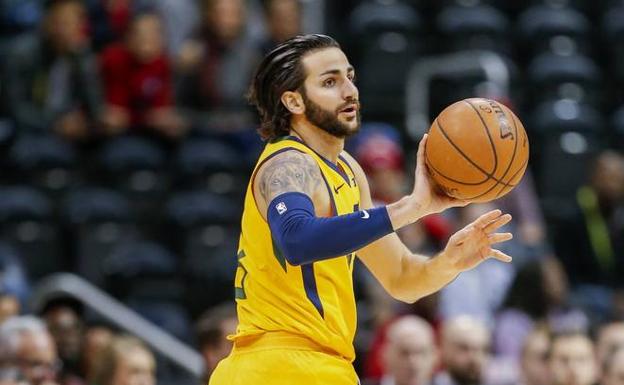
[299,47,360,138]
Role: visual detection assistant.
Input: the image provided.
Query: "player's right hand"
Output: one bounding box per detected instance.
[411,134,468,217]
[440,209,513,273]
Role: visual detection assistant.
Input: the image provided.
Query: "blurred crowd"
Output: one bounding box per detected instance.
[0,0,623,385]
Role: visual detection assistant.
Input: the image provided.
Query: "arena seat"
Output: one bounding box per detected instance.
[8,134,77,197]
[0,185,62,279]
[436,4,510,55]
[517,4,591,58]
[61,187,138,286]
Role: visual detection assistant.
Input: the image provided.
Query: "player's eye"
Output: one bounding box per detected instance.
[348,74,356,83]
[323,78,336,87]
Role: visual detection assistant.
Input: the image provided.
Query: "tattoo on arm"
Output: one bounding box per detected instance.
[258,151,322,202]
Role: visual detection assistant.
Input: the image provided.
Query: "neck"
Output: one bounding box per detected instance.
[290,118,344,163]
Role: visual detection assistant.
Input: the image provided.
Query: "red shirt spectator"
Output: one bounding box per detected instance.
[100,12,186,139]
[101,42,172,127]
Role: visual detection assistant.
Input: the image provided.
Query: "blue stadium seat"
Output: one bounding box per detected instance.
[173,138,246,196]
[530,100,605,217]
[9,134,77,196]
[96,136,168,224]
[517,4,591,57]
[603,5,624,89]
[163,190,240,259]
[526,53,601,106]
[610,106,624,149]
[436,4,510,55]
[182,238,238,316]
[61,188,139,286]
[0,186,62,279]
[103,240,183,303]
[348,0,424,122]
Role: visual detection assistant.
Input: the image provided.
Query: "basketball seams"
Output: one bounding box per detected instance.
[463,99,498,175]
[426,98,529,202]
[427,158,502,186]
[435,119,508,185]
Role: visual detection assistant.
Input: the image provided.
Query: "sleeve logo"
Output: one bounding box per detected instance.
[276,201,288,215]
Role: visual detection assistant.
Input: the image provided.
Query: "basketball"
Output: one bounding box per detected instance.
[424,98,529,203]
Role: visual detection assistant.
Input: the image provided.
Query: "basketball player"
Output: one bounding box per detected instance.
[209,34,514,385]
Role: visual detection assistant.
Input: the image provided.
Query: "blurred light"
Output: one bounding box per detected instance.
[130,171,157,192]
[378,32,407,53]
[554,99,580,120]
[208,173,234,194]
[96,223,121,243]
[17,221,40,242]
[457,0,480,7]
[201,226,225,247]
[560,132,588,154]
[545,0,569,9]
[558,83,585,102]
[550,35,577,56]
[45,169,69,190]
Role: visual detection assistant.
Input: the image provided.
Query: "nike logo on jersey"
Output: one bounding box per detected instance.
[361,210,370,219]
[333,183,345,194]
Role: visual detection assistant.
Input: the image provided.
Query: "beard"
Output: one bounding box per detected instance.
[301,90,361,138]
[447,365,483,385]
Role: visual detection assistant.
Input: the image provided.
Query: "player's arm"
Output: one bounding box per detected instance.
[343,135,514,303]
[254,150,396,266]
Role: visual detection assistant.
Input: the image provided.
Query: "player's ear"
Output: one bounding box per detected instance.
[281,91,305,114]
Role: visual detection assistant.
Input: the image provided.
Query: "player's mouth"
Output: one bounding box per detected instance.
[339,103,359,117]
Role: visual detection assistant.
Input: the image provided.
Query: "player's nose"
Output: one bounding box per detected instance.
[342,77,358,100]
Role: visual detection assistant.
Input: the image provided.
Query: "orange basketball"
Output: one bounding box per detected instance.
[424,98,529,203]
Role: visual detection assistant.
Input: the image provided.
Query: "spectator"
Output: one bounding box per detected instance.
[100,11,187,140]
[0,316,61,385]
[553,150,624,319]
[40,298,85,385]
[91,335,155,385]
[177,0,262,141]
[86,0,134,50]
[602,346,624,385]
[3,0,105,141]
[0,294,19,324]
[433,315,491,385]
[364,315,437,385]
[548,332,597,385]
[260,0,302,54]
[494,257,588,362]
[195,303,237,381]
[596,322,624,374]
[518,327,551,385]
[80,324,114,384]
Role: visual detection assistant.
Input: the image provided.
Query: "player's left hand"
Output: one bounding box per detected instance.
[441,209,513,272]
[412,133,468,216]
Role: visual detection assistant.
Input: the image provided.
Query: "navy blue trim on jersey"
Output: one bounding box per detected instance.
[301,263,324,318]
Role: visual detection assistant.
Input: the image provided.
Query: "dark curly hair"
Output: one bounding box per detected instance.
[248,34,340,141]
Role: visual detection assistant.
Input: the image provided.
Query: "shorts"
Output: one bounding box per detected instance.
[208,332,359,385]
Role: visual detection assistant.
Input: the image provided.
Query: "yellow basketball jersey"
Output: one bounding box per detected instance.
[233,136,361,362]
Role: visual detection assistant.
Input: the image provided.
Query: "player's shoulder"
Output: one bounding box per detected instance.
[253,148,323,199]
[259,148,318,175]
[339,150,367,182]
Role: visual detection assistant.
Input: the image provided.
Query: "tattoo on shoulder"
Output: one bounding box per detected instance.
[259,151,322,202]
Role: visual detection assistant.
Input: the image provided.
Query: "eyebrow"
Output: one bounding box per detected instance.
[319,66,354,77]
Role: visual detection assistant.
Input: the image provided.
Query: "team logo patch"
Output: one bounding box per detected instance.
[276,202,287,215]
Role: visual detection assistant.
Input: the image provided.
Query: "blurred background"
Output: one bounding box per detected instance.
[0,0,623,385]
